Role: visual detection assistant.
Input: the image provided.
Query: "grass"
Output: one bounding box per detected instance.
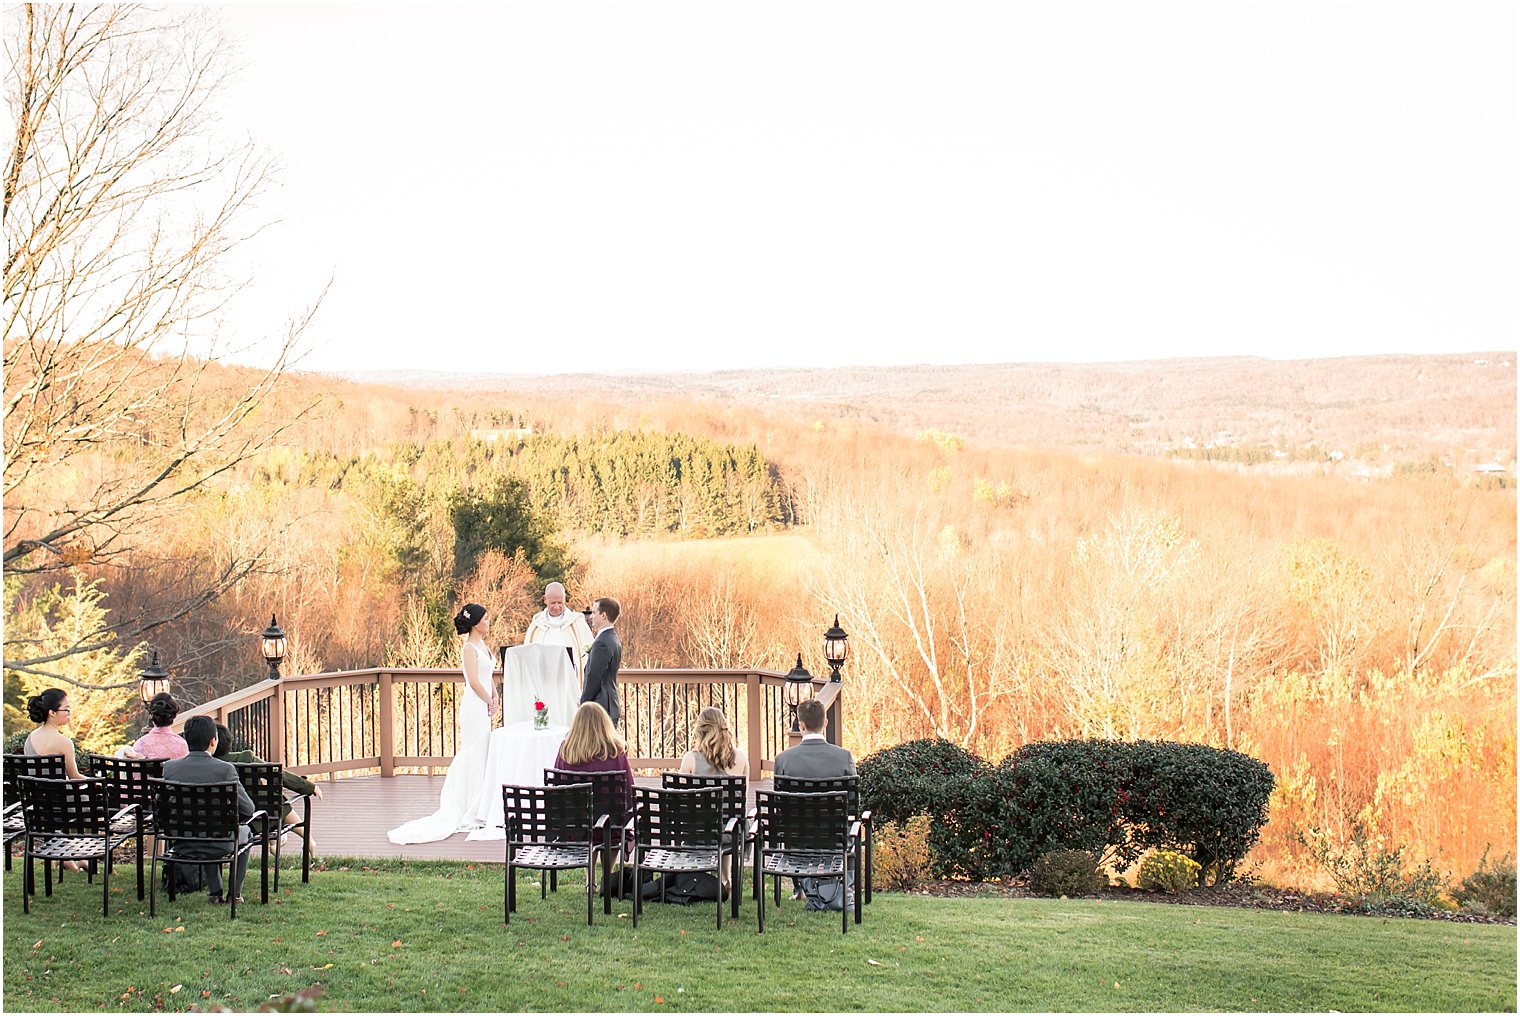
[3,856,1515,1013]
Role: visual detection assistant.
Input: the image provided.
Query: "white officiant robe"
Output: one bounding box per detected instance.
[523,610,595,681]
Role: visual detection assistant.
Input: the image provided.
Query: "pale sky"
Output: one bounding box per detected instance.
[213,1,1518,376]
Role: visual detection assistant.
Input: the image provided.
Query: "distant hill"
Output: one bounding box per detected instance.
[334,353,1517,465]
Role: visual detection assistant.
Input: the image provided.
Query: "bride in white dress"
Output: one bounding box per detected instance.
[387,603,497,844]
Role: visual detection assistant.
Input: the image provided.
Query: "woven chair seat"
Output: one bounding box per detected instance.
[28,832,129,860]
[512,842,591,869]
[762,850,846,879]
[4,811,23,834]
[642,845,722,873]
[109,812,154,835]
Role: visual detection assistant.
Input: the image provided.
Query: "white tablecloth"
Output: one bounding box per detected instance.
[465,721,569,841]
[501,643,581,727]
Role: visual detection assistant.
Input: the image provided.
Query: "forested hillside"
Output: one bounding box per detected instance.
[3,354,1515,890]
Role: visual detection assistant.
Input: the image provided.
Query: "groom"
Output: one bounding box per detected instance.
[581,597,622,725]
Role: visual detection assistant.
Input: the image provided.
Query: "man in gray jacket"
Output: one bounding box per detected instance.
[773,699,855,778]
[161,716,256,903]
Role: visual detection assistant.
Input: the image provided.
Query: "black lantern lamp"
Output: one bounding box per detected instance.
[823,614,849,682]
[260,614,288,680]
[139,650,170,706]
[783,653,814,732]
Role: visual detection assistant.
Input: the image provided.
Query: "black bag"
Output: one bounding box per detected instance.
[160,859,205,894]
[646,871,723,905]
[799,875,850,911]
[601,867,651,901]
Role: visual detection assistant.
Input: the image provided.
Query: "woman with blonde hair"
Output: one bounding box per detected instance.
[679,706,749,778]
[553,702,635,814]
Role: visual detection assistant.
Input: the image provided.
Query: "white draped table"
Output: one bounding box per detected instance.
[465,721,569,841]
[500,643,581,726]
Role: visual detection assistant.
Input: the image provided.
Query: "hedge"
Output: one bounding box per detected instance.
[856,737,1274,885]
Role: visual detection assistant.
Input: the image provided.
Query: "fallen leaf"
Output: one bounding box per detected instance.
[314,963,333,970]
[634,982,643,990]
[867,959,881,966]
[391,940,403,948]
[31,941,42,950]
[315,929,329,936]
[201,990,212,998]
[655,996,665,1004]
[169,985,183,994]
[1114,982,1121,989]
[915,935,924,941]
[175,926,184,932]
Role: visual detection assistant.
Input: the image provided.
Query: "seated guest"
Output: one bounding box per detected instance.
[161,716,255,904]
[679,707,749,778]
[773,698,855,778]
[772,697,856,899]
[212,723,323,855]
[23,689,85,870]
[553,702,635,816]
[22,689,84,778]
[129,693,189,760]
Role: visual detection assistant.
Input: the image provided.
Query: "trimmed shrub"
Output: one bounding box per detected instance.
[1028,849,1107,897]
[1138,848,1202,893]
[873,814,935,892]
[857,738,987,826]
[858,736,1275,885]
[1455,847,1517,919]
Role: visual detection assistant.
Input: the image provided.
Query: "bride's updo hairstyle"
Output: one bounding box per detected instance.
[27,688,67,724]
[454,603,486,635]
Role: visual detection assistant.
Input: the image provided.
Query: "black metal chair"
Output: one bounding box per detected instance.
[16,776,136,917]
[501,782,599,926]
[149,778,267,920]
[753,789,862,934]
[774,773,874,903]
[544,767,632,913]
[233,761,314,898]
[629,785,740,929]
[4,753,71,872]
[88,754,165,900]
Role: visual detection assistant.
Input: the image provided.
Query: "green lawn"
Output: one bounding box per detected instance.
[3,858,1514,1013]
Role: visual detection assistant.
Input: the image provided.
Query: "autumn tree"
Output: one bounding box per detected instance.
[3,4,322,683]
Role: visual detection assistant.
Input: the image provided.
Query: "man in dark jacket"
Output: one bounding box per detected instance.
[581,596,623,725]
[161,716,255,903]
[213,723,323,856]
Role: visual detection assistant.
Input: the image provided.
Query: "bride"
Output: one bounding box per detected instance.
[387,603,497,844]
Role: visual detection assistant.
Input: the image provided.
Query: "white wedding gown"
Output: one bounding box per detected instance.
[387,641,494,844]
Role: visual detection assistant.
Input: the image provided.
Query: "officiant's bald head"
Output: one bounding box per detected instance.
[543,582,567,616]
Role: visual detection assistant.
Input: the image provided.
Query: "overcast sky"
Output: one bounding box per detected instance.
[214,1,1518,376]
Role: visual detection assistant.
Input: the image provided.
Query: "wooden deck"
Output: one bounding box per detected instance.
[307,774,773,862]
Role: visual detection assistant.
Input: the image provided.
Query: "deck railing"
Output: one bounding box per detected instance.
[179,667,842,782]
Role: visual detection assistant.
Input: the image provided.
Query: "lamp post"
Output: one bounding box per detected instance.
[139,650,170,705]
[823,614,849,682]
[783,653,814,732]
[260,614,288,680]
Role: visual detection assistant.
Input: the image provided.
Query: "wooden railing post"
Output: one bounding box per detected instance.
[379,670,395,778]
[745,670,763,780]
[267,678,285,764]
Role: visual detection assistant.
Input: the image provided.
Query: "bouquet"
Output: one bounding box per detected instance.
[533,698,549,729]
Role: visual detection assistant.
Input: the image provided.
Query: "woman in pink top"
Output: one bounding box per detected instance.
[131,693,189,760]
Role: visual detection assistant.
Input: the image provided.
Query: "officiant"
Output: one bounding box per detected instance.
[521,582,595,680]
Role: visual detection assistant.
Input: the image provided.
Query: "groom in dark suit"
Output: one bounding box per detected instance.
[581,596,622,725]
